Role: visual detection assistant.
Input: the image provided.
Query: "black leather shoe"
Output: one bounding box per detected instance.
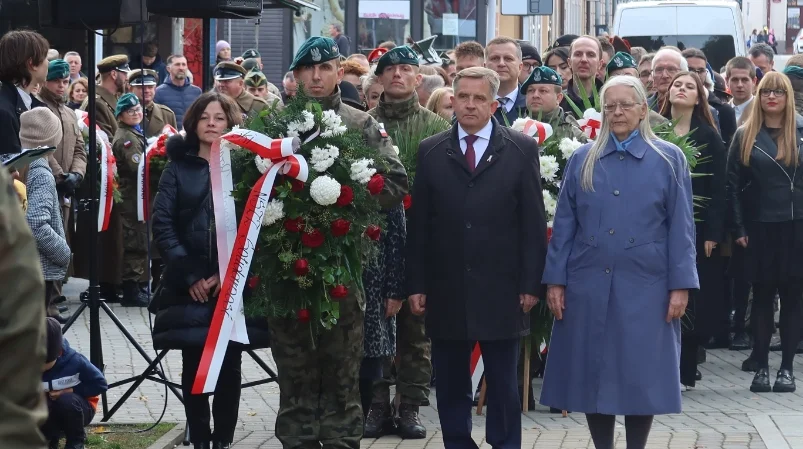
[742,356,759,372]
[750,368,771,393]
[58,305,68,313]
[730,332,751,351]
[193,443,210,449]
[695,369,702,381]
[363,402,396,438]
[212,443,231,449]
[773,369,796,393]
[397,403,427,439]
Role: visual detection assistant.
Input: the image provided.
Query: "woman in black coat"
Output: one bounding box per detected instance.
[661,71,727,388]
[151,91,244,449]
[729,72,803,394]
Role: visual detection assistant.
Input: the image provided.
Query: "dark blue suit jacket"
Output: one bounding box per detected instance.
[493,88,528,127]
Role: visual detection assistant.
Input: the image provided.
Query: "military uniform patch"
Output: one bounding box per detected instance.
[311,48,322,62]
[124,140,132,148]
[132,153,141,163]
[377,122,388,138]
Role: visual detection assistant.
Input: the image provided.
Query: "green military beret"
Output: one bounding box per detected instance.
[47,59,70,81]
[97,54,131,74]
[244,70,267,87]
[783,65,803,79]
[606,51,637,75]
[128,68,158,86]
[242,48,261,59]
[374,46,419,76]
[289,36,341,70]
[115,92,140,118]
[241,58,260,72]
[214,61,247,81]
[519,65,562,95]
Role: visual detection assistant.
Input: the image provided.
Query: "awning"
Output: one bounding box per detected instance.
[265,0,321,11]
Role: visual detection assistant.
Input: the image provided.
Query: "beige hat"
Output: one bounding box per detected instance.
[20,107,63,149]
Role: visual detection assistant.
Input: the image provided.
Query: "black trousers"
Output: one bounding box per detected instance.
[679,254,724,386]
[752,282,803,370]
[728,246,752,334]
[433,338,520,449]
[40,392,95,444]
[181,347,242,444]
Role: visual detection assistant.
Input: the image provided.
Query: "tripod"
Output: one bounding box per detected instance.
[59,28,180,419]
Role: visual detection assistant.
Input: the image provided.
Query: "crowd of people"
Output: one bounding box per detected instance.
[2,23,803,449]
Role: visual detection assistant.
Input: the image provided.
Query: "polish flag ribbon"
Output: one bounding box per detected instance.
[75,109,114,232]
[137,125,178,222]
[519,119,554,145]
[192,128,309,394]
[576,108,602,140]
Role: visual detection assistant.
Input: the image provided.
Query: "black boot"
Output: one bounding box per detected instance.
[742,354,759,372]
[193,443,211,449]
[397,403,426,439]
[750,368,771,393]
[730,332,751,351]
[212,443,231,449]
[363,402,396,438]
[121,281,149,307]
[773,369,796,393]
[99,282,120,302]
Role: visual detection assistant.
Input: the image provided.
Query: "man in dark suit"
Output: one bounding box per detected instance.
[406,66,548,449]
[0,30,50,156]
[485,37,528,126]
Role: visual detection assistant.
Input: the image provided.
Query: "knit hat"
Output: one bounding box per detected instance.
[45,317,63,364]
[20,108,63,149]
[216,40,230,55]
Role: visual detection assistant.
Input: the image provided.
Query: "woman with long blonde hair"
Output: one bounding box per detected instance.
[728,71,803,394]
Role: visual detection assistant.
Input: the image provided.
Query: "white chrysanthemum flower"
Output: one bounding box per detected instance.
[286,121,300,138]
[321,110,347,137]
[261,199,285,226]
[350,158,376,184]
[255,156,274,174]
[510,118,529,132]
[310,144,340,173]
[393,145,400,155]
[309,176,342,206]
[559,137,583,160]
[543,190,557,218]
[540,155,559,183]
[298,111,315,133]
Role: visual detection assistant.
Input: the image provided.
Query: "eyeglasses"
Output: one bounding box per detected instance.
[689,68,708,76]
[652,67,680,77]
[603,102,640,113]
[124,106,143,116]
[760,88,787,97]
[522,62,541,73]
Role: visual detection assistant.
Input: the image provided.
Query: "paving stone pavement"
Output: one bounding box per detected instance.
[61,279,803,448]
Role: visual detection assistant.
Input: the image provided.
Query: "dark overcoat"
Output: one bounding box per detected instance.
[540,135,699,415]
[406,117,548,341]
[0,82,45,154]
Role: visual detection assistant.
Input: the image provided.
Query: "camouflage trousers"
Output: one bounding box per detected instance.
[120,213,147,282]
[372,300,431,405]
[268,295,364,449]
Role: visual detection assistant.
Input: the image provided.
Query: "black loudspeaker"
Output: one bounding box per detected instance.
[147,0,262,18]
[39,0,148,29]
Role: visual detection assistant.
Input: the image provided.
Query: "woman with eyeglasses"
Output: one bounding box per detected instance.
[660,72,727,390]
[541,75,698,449]
[728,71,803,394]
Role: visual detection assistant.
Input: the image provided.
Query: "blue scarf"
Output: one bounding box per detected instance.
[134,124,143,134]
[612,129,640,153]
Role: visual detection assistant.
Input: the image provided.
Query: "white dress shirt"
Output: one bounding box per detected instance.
[732,96,753,123]
[496,88,518,113]
[16,86,32,110]
[457,120,494,168]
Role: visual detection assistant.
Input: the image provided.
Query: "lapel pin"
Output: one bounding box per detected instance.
[487,155,493,162]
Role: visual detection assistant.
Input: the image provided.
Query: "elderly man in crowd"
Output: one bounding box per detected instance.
[648,47,688,111]
[407,66,547,449]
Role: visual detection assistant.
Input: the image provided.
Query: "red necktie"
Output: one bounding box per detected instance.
[464,134,478,172]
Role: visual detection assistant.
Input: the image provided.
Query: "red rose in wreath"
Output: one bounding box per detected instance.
[367,174,384,195]
[301,228,325,248]
[330,218,351,237]
[335,185,354,207]
[284,216,305,233]
[330,285,349,299]
[402,194,412,210]
[365,225,381,241]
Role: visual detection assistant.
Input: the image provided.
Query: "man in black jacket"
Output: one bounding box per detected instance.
[406,66,547,449]
[485,37,527,126]
[0,30,49,155]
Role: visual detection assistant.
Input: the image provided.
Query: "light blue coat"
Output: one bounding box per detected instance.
[540,135,699,415]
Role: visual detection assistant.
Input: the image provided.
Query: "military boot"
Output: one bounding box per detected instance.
[397,403,426,439]
[121,281,149,307]
[363,402,396,438]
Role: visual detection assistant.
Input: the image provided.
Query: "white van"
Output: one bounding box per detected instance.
[612,0,746,72]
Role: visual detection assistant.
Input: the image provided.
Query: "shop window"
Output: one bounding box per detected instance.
[423,0,478,50]
[358,0,411,52]
[293,0,347,56]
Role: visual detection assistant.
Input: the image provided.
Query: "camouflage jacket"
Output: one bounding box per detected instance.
[315,88,408,210]
[367,92,448,138]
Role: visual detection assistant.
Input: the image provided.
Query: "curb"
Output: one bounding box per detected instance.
[146,424,186,449]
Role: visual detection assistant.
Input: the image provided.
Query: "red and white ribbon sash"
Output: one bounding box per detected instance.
[470,343,484,395]
[192,128,309,394]
[577,108,602,140]
[519,119,554,145]
[137,125,178,222]
[75,110,114,232]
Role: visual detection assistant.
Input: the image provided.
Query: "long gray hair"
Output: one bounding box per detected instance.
[580,76,682,191]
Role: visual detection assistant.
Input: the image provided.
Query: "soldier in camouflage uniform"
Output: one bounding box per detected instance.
[111,93,149,307]
[365,46,447,440]
[213,61,283,120]
[521,66,587,143]
[267,36,408,449]
[128,69,177,139]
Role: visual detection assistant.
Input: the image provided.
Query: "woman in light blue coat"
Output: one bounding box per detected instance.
[540,76,699,449]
